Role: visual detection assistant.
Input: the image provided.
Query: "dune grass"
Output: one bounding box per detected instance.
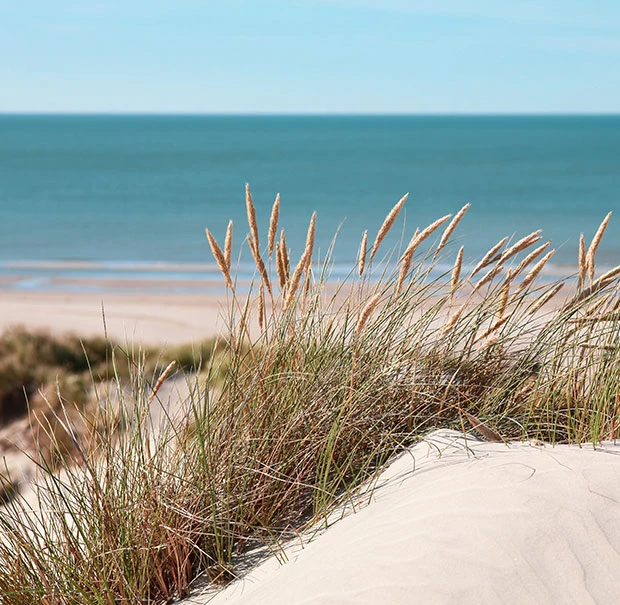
[0,187,618,603]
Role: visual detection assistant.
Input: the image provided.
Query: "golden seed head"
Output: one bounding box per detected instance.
[369,193,408,263]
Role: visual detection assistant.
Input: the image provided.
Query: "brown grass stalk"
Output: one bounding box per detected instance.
[358,230,368,277]
[586,211,612,283]
[567,264,620,308]
[268,193,280,258]
[369,193,408,263]
[224,220,233,271]
[578,233,587,290]
[497,230,542,264]
[399,215,451,264]
[450,246,464,300]
[507,241,551,281]
[472,264,504,293]
[436,203,470,255]
[284,213,316,309]
[246,183,260,253]
[469,236,508,279]
[527,281,565,315]
[247,236,273,297]
[275,242,287,290]
[509,250,555,301]
[356,294,381,335]
[206,229,234,290]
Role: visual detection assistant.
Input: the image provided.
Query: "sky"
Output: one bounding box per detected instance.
[1,0,619,114]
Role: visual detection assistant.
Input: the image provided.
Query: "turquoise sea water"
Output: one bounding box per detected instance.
[0,115,618,292]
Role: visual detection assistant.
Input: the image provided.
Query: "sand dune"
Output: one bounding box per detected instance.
[192,430,620,604]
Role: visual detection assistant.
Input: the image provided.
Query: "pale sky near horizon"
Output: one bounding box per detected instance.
[1,1,619,114]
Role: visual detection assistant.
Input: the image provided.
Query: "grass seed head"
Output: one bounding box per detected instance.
[246,183,260,253]
[498,230,542,265]
[578,233,587,289]
[450,246,464,299]
[358,230,368,277]
[369,193,408,263]
[206,229,234,290]
[436,203,469,254]
[586,211,612,283]
[268,193,280,258]
[224,220,233,271]
[469,236,509,279]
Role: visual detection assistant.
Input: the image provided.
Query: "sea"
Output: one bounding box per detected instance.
[0,114,618,293]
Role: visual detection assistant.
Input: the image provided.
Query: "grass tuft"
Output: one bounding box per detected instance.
[0,190,618,603]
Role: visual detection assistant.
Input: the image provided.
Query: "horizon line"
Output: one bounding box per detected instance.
[1,111,620,118]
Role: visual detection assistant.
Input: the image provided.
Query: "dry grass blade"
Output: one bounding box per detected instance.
[566,264,620,308]
[399,215,451,263]
[472,264,504,293]
[508,241,551,281]
[528,281,564,315]
[469,236,509,279]
[284,213,316,309]
[497,230,542,264]
[450,246,464,299]
[246,183,260,253]
[395,228,418,296]
[147,361,176,407]
[224,220,233,271]
[462,410,504,442]
[369,193,408,263]
[275,242,287,290]
[442,302,466,335]
[436,203,470,255]
[280,230,290,277]
[268,193,280,258]
[258,285,265,332]
[358,230,368,277]
[578,233,586,290]
[475,315,510,344]
[247,235,273,296]
[586,211,612,283]
[510,250,555,301]
[356,294,381,335]
[206,229,234,290]
[498,278,511,319]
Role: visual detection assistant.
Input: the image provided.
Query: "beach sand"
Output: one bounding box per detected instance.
[0,289,228,346]
[3,287,619,604]
[190,430,620,604]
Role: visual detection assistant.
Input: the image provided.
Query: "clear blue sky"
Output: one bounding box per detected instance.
[1,1,619,113]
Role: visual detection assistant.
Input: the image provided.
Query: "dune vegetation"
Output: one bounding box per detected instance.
[0,185,618,603]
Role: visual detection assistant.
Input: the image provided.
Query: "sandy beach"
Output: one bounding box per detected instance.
[0,288,228,346]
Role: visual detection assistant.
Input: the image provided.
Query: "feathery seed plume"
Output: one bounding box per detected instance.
[497,230,542,265]
[206,229,234,290]
[369,193,408,263]
[450,246,464,299]
[224,220,233,271]
[578,233,586,289]
[508,241,551,281]
[586,211,612,283]
[469,237,508,279]
[510,250,555,301]
[246,183,260,253]
[528,282,564,315]
[358,230,368,277]
[268,193,280,258]
[356,294,381,335]
[247,235,272,296]
[436,203,470,255]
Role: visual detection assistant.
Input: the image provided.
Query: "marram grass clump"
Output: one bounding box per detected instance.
[0,186,618,603]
